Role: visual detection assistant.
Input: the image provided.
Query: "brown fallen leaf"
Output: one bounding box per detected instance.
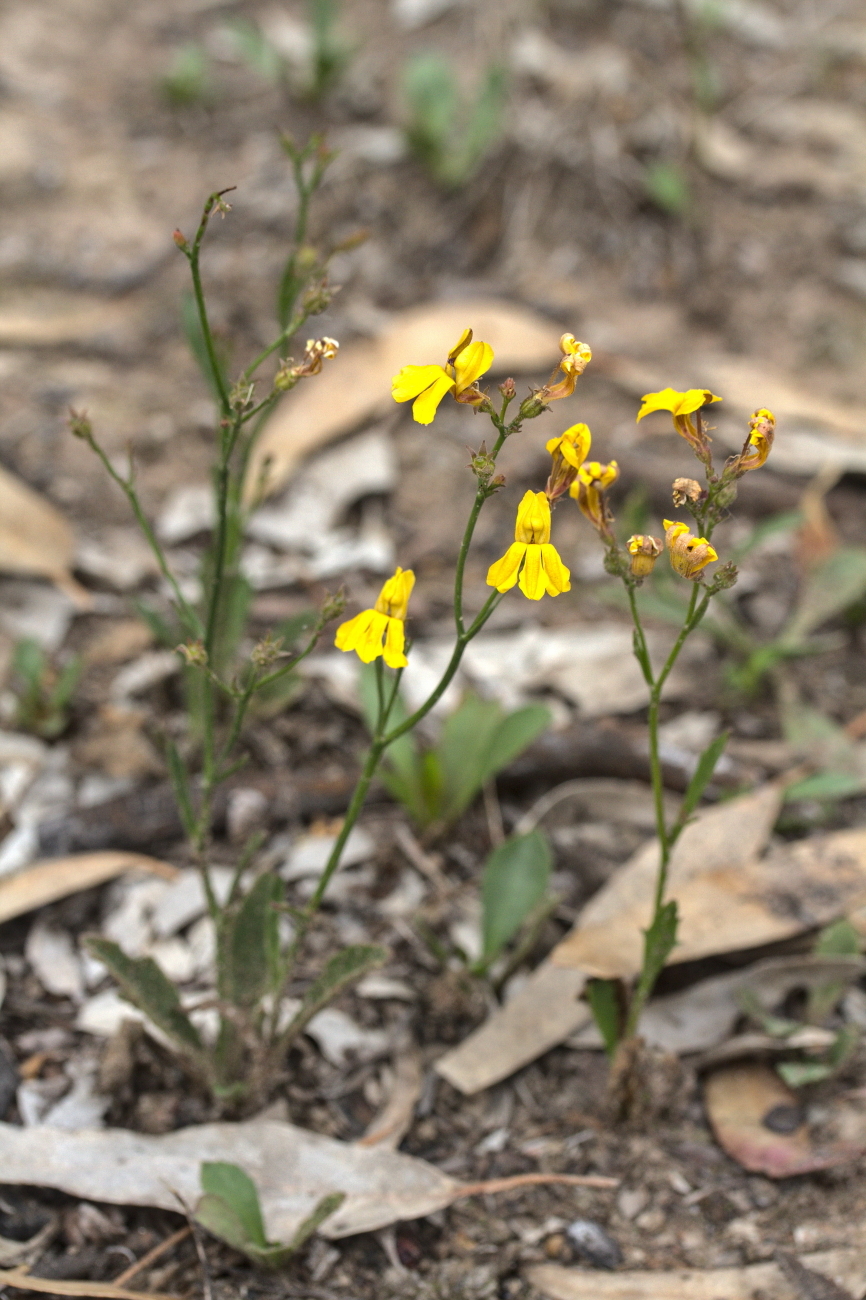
[527,1247,866,1300]
[246,299,561,497]
[0,465,90,607]
[704,1064,863,1177]
[357,1049,423,1149]
[0,852,178,925]
[0,1118,614,1242]
[0,1267,180,1300]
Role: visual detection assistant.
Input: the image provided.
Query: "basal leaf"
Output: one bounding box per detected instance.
[480,831,552,965]
[200,1162,267,1247]
[220,873,283,1008]
[281,944,387,1043]
[83,935,204,1058]
[586,978,622,1058]
[288,1191,346,1252]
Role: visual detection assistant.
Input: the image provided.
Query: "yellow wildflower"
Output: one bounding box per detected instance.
[486,491,571,600]
[663,520,718,580]
[627,534,663,579]
[391,328,493,425]
[569,460,619,537]
[335,567,415,668]
[636,387,721,453]
[728,408,775,475]
[538,334,593,404]
[545,422,591,500]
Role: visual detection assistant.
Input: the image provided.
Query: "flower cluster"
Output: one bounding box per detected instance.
[333,337,777,668]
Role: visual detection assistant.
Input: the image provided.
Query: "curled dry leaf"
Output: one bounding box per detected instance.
[527,1247,866,1300]
[0,852,178,926]
[0,1119,614,1242]
[0,465,90,607]
[246,299,561,498]
[704,1064,864,1177]
[356,1050,424,1149]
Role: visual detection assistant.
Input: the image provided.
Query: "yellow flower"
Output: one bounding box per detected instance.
[569,460,619,537]
[627,534,663,579]
[728,408,776,475]
[663,520,718,580]
[486,491,571,600]
[335,567,415,668]
[545,422,591,499]
[636,387,721,453]
[538,334,593,403]
[391,328,494,425]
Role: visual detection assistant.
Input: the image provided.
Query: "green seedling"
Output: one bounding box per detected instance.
[643,160,692,217]
[403,53,507,188]
[10,638,82,739]
[359,677,549,834]
[226,1,352,101]
[197,1161,344,1267]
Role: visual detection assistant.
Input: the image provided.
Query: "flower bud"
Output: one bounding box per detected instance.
[173,229,189,252]
[627,534,663,579]
[177,640,208,667]
[321,588,348,622]
[251,631,284,668]
[68,409,93,440]
[302,279,333,315]
[499,377,516,399]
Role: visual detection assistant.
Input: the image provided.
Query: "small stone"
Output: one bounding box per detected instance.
[616,1186,649,1220]
[566,1219,623,1270]
[635,1207,666,1234]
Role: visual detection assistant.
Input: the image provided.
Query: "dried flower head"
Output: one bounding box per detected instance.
[663,520,718,580]
[627,534,663,580]
[672,477,703,508]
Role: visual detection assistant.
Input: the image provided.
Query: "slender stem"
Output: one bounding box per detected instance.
[454,429,507,635]
[82,436,202,638]
[188,193,233,416]
[305,739,385,913]
[243,309,308,383]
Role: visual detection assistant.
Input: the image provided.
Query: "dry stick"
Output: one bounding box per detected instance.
[112,1227,192,1288]
[453,1172,618,1199]
[0,1269,181,1300]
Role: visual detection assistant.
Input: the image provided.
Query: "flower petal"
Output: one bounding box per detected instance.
[412,372,456,424]
[486,543,526,592]
[383,616,408,669]
[540,544,571,595]
[392,364,450,403]
[453,340,494,392]
[518,545,546,600]
[335,609,389,662]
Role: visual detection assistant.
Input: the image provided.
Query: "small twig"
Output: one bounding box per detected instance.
[482,778,505,847]
[113,1227,192,1288]
[187,1220,213,1300]
[452,1171,618,1199]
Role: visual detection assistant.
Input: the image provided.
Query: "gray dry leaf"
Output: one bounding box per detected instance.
[527,1249,866,1300]
[437,785,866,1094]
[0,466,90,606]
[246,299,562,497]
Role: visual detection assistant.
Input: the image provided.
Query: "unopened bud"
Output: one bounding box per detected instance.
[468,442,496,479]
[229,380,255,412]
[499,377,516,400]
[177,640,208,668]
[672,477,703,508]
[173,229,189,252]
[627,534,663,580]
[517,390,548,421]
[707,560,738,593]
[251,631,284,668]
[68,409,93,440]
[302,279,333,315]
[321,588,347,622]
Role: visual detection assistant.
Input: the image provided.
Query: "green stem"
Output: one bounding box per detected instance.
[454,429,507,635]
[188,193,233,416]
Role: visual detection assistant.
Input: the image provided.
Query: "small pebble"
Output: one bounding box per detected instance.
[566,1219,623,1270]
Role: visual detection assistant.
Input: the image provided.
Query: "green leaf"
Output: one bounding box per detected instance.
[439,695,549,825]
[83,936,204,1058]
[672,731,729,837]
[633,900,679,1009]
[201,1162,267,1247]
[288,1191,345,1252]
[784,770,866,803]
[815,919,862,957]
[586,979,622,1058]
[282,944,387,1043]
[220,873,283,1008]
[783,547,866,646]
[166,740,197,840]
[777,1060,832,1088]
[480,831,552,964]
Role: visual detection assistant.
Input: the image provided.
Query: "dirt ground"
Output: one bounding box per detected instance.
[3,0,866,1296]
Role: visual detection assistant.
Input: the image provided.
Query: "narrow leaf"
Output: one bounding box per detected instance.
[586,979,622,1058]
[287,1192,346,1252]
[282,944,387,1043]
[480,831,552,964]
[672,730,729,836]
[633,899,679,1008]
[166,740,197,840]
[200,1162,267,1247]
[220,873,283,1008]
[83,936,204,1057]
[776,1061,832,1088]
[815,919,862,957]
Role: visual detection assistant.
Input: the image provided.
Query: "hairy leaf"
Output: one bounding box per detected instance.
[201,1162,267,1246]
[220,873,283,1008]
[586,978,622,1058]
[83,935,204,1057]
[282,944,387,1043]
